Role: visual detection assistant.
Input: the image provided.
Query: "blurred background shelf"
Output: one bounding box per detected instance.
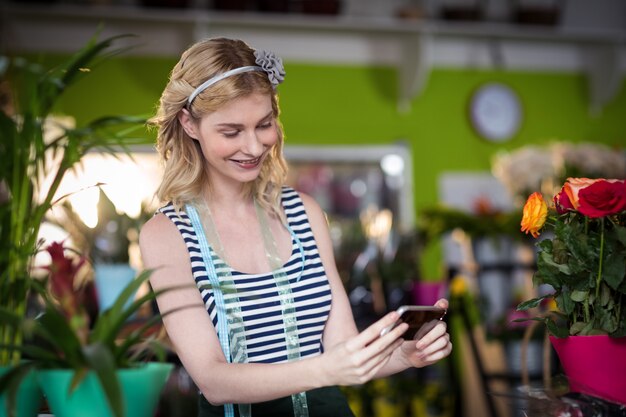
[2,1,625,112]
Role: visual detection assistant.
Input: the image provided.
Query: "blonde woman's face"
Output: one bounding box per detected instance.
[190,92,278,187]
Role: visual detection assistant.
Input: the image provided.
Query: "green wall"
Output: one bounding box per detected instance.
[31,53,626,278]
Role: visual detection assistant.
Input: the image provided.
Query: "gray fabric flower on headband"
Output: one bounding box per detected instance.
[254,50,285,88]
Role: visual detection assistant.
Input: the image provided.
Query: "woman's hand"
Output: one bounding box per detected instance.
[399,298,452,368]
[319,312,408,386]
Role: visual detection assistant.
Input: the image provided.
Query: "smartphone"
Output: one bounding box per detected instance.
[380,305,447,340]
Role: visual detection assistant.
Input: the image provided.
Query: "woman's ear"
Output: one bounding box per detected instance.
[178,108,199,140]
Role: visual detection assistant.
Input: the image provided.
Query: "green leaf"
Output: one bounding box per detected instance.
[83,343,123,417]
[1,32,147,366]
[555,292,575,315]
[538,250,571,275]
[614,223,626,246]
[603,250,625,290]
[37,307,85,368]
[0,361,38,417]
[599,284,612,307]
[90,269,152,344]
[69,368,89,394]
[517,295,552,311]
[570,290,588,302]
[599,310,618,333]
[546,319,569,338]
[38,34,136,116]
[576,321,595,336]
[569,321,587,335]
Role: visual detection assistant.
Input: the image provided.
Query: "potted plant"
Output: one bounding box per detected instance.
[518,177,626,404]
[0,34,149,416]
[55,189,151,313]
[0,241,173,417]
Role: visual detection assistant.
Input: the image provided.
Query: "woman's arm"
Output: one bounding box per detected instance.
[299,193,452,378]
[139,213,407,405]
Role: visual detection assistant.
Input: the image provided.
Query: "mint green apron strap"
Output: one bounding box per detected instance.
[186,203,250,417]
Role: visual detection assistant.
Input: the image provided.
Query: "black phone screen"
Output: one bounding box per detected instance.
[381,306,447,340]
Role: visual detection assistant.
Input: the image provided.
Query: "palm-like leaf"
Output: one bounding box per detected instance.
[0,32,149,367]
[0,267,176,417]
[0,361,38,417]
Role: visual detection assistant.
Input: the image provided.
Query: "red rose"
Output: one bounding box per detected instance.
[554,187,575,214]
[562,178,602,210]
[577,179,626,218]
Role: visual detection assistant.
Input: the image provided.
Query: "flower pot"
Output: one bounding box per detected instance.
[410,281,446,306]
[550,335,626,405]
[0,365,42,417]
[38,362,173,417]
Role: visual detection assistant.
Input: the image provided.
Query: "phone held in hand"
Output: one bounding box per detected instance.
[380,305,447,340]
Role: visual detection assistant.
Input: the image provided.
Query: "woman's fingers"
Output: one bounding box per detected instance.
[418,332,450,357]
[345,311,401,352]
[336,312,407,385]
[420,336,453,365]
[325,318,405,386]
[415,321,447,350]
[357,337,404,382]
[434,298,449,309]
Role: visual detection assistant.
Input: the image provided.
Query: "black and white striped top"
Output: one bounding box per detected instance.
[159,187,332,364]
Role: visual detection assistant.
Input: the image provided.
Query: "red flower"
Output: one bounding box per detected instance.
[45,241,86,317]
[562,178,602,210]
[577,179,626,218]
[554,187,575,214]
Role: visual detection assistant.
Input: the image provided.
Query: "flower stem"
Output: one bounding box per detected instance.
[595,218,605,301]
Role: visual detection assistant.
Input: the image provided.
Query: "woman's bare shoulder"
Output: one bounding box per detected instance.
[140,213,180,246]
[296,191,323,216]
[139,212,188,273]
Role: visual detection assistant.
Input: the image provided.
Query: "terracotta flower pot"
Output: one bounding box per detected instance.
[550,335,626,405]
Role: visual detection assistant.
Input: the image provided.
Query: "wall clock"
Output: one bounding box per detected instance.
[469,82,523,143]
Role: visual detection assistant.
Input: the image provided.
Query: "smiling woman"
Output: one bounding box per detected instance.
[140,37,452,417]
[178,93,279,187]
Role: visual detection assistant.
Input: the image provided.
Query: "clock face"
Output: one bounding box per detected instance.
[469,82,523,142]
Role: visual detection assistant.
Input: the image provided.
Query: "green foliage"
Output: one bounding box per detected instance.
[0,269,172,417]
[377,230,422,284]
[418,205,524,244]
[0,33,149,367]
[519,212,626,337]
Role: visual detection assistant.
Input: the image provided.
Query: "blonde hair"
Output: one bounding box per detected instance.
[149,38,288,219]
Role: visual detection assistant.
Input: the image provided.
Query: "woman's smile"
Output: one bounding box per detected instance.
[229,154,264,169]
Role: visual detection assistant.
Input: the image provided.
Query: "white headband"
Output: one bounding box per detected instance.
[186,50,285,107]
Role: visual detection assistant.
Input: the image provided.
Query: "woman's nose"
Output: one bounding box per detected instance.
[242,131,264,155]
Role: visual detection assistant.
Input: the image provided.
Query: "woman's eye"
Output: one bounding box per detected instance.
[258,122,272,129]
[222,130,239,138]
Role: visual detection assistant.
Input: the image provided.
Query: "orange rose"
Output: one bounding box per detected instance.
[562,178,602,209]
[521,192,548,238]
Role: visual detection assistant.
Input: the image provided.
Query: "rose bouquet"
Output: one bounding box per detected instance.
[517,178,626,337]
